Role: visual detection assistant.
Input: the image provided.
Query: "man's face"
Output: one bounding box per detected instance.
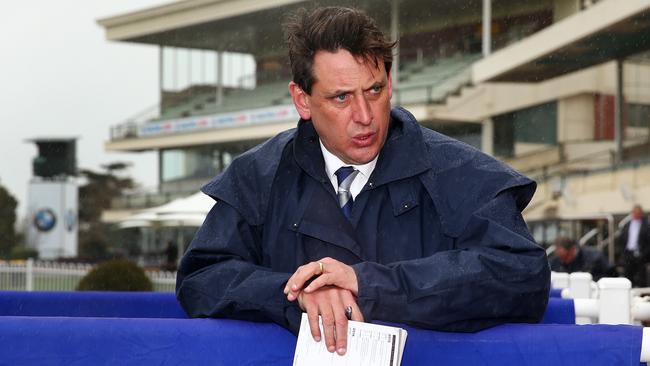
[290,49,392,165]
[633,207,643,220]
[556,246,577,265]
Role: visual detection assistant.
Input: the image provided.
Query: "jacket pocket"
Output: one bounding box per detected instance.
[289,219,362,259]
[388,179,419,217]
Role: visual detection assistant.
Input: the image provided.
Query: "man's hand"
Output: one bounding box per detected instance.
[283,257,359,301]
[297,286,364,355]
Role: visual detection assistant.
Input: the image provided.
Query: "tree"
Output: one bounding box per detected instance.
[0,182,18,258]
[77,163,135,261]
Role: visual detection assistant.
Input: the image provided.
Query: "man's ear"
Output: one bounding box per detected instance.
[289,81,311,120]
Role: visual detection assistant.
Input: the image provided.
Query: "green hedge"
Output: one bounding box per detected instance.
[76,259,152,291]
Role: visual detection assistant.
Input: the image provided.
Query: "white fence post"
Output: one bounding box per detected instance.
[598,277,632,325]
[569,272,592,299]
[26,258,34,291]
[551,271,569,289]
[570,272,594,324]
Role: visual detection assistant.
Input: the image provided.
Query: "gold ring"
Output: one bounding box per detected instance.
[318,261,324,274]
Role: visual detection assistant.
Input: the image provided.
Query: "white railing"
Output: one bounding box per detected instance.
[552,271,650,325]
[0,259,176,292]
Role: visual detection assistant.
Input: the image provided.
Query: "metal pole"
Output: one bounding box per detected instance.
[608,214,615,263]
[216,51,223,106]
[391,0,400,88]
[614,59,624,164]
[173,47,178,90]
[482,0,492,57]
[159,46,164,113]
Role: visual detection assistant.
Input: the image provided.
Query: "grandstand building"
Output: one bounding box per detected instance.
[99,0,650,256]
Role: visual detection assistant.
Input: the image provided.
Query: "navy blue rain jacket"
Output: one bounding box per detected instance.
[176,107,551,334]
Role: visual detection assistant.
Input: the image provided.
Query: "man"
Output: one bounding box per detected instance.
[549,236,616,281]
[617,205,650,286]
[176,6,550,356]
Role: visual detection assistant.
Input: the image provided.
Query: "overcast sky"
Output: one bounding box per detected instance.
[0,1,168,219]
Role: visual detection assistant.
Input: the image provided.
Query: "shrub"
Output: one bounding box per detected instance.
[9,246,38,260]
[76,259,152,291]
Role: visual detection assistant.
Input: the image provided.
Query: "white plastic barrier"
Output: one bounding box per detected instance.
[599,278,632,324]
[569,272,593,299]
[642,328,650,363]
[570,277,650,325]
[551,271,570,290]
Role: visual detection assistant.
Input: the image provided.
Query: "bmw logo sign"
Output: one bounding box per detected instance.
[34,208,57,232]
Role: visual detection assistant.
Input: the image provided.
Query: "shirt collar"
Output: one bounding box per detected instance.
[319,140,378,182]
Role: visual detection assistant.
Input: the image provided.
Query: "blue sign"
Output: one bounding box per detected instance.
[34,208,57,232]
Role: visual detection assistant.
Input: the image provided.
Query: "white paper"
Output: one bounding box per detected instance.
[293,313,407,366]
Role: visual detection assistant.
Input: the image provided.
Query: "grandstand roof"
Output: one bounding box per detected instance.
[97,0,307,54]
[97,0,530,56]
[473,0,650,83]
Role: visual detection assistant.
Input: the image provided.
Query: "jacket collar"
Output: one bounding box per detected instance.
[293,107,432,188]
[370,108,432,187]
[294,120,330,185]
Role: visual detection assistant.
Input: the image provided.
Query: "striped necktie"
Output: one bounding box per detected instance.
[335,166,359,220]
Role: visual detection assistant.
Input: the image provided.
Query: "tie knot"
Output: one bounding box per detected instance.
[335,166,357,188]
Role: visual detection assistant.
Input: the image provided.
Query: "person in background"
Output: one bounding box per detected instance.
[549,236,616,281]
[617,205,650,287]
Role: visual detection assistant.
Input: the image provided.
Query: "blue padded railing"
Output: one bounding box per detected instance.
[0,291,645,365]
[0,290,577,324]
[0,291,187,318]
[0,290,574,324]
[0,316,642,365]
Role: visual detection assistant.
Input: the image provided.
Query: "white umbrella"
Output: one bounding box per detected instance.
[118,192,215,229]
[117,192,216,265]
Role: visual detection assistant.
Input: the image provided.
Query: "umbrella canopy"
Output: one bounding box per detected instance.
[118,192,215,229]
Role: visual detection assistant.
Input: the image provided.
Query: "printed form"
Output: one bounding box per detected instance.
[293,313,407,366]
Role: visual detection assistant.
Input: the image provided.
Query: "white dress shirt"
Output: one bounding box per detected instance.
[319,140,378,200]
[627,219,642,253]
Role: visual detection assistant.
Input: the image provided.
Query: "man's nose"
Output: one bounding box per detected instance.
[352,95,372,125]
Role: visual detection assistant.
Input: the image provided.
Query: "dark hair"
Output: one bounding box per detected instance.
[284,6,396,94]
[554,236,577,249]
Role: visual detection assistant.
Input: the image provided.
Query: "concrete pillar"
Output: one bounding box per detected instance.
[482,118,494,155]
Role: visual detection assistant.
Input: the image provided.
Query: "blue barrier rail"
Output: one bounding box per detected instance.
[0,291,644,365]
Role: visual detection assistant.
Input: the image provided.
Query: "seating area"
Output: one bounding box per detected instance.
[150,54,482,125]
[0,290,648,365]
[158,80,291,121]
[394,53,482,104]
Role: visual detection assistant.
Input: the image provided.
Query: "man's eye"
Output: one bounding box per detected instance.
[335,94,347,102]
[370,85,382,93]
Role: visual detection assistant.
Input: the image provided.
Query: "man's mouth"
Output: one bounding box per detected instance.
[352,132,376,147]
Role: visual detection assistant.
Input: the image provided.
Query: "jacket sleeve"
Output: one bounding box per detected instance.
[175,200,303,333]
[351,185,551,332]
